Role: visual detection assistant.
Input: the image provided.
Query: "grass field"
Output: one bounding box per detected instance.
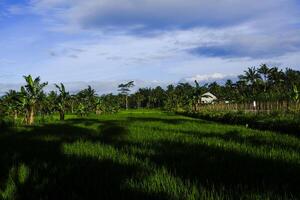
[0,110,299,199]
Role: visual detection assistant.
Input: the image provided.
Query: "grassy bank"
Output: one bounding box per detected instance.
[182,111,300,136]
[0,110,299,199]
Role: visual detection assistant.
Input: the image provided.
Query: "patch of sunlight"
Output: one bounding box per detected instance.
[0,163,30,200]
[125,167,201,200]
[62,140,141,165]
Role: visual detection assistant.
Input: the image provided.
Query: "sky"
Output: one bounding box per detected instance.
[0,0,300,94]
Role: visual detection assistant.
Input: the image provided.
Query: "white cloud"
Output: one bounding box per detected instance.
[29,0,298,31]
[183,73,235,83]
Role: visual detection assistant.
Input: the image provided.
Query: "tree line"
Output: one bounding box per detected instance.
[1,64,300,125]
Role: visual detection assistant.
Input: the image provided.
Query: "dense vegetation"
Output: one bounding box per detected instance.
[1,65,300,126]
[0,110,299,200]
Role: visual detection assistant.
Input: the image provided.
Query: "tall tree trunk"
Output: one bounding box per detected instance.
[60,111,65,121]
[96,109,101,115]
[71,102,74,114]
[125,96,128,110]
[13,110,18,121]
[27,106,34,125]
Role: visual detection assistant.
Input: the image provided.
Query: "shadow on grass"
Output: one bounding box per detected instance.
[99,118,300,199]
[0,116,299,199]
[0,122,157,200]
[149,140,299,196]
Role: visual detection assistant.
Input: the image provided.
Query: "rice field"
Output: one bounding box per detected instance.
[0,110,299,199]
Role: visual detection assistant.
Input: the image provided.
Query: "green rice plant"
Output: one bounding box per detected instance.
[0,110,299,199]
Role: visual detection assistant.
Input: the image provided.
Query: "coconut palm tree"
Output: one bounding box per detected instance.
[239,67,261,98]
[258,64,271,92]
[268,67,285,101]
[21,75,48,125]
[55,83,70,120]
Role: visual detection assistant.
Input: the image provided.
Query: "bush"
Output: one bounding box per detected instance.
[0,117,15,130]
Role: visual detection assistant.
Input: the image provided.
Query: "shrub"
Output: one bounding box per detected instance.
[0,117,15,130]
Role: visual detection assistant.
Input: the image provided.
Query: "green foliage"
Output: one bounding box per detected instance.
[22,75,48,107]
[291,85,299,103]
[0,117,15,129]
[76,102,87,116]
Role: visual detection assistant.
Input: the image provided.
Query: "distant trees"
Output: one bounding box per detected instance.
[120,64,300,113]
[0,64,300,125]
[0,78,121,125]
[76,85,96,115]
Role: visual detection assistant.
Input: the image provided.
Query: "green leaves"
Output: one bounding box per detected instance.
[291,85,299,103]
[22,75,48,102]
[118,81,135,95]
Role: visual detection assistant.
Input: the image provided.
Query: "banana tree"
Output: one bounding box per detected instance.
[291,85,299,111]
[21,75,48,125]
[76,103,86,117]
[2,90,21,120]
[55,83,70,120]
[95,97,103,114]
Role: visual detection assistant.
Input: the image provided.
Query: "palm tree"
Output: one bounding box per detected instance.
[258,64,271,92]
[224,80,234,101]
[236,80,248,103]
[55,83,69,120]
[239,67,261,98]
[21,75,48,125]
[268,67,285,101]
[118,81,135,110]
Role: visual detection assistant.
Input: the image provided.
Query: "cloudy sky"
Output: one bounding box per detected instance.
[0,0,300,93]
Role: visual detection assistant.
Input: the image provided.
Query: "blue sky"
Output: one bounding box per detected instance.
[0,0,300,93]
